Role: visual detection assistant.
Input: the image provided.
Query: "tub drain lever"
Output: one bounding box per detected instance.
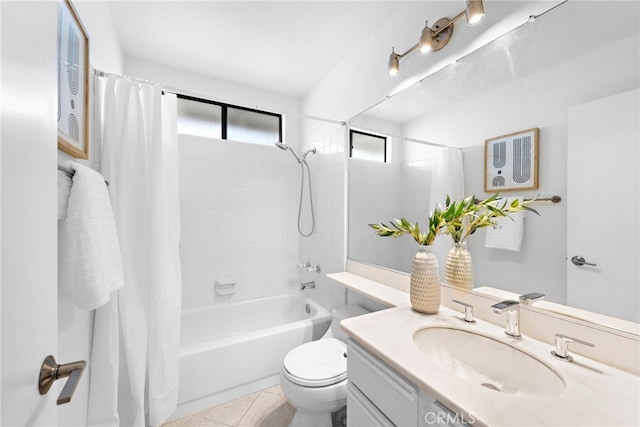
[38,355,87,405]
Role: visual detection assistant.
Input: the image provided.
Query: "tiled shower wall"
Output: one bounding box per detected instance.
[178,134,301,309]
[299,125,349,311]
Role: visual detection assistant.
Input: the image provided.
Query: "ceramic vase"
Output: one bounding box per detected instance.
[446,242,473,290]
[410,246,441,314]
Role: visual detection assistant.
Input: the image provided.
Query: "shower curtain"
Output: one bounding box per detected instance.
[429,147,465,269]
[87,75,182,427]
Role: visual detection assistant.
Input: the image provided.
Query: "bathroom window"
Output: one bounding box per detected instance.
[350,130,387,163]
[177,94,282,145]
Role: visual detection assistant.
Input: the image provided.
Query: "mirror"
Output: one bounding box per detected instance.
[348,1,639,326]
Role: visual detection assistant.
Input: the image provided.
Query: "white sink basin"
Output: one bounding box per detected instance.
[413,327,566,397]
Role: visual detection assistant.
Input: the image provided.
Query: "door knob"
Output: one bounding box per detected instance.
[39,355,87,405]
[571,255,597,267]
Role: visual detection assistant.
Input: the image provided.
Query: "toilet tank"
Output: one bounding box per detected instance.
[327,305,370,342]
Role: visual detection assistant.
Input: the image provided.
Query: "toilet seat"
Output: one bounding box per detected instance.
[283,338,348,387]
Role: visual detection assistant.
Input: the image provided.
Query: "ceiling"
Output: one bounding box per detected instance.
[108,1,404,98]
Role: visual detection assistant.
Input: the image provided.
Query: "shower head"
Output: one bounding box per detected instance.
[274,142,317,163]
[274,142,302,162]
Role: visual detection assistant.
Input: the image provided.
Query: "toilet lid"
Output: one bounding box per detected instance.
[283,338,348,387]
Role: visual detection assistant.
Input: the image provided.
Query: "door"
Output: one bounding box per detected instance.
[1,1,59,425]
[567,89,640,323]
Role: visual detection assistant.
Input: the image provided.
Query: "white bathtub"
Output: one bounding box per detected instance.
[173,292,331,419]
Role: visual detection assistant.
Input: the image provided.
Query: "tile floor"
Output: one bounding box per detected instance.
[163,385,296,427]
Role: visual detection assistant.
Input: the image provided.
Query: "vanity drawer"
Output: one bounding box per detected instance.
[347,382,395,427]
[348,340,418,426]
[418,391,470,427]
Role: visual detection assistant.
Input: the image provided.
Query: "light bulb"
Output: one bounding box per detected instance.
[466,0,485,26]
[419,22,433,53]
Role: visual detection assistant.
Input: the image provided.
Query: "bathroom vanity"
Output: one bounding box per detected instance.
[342,306,640,426]
[330,264,640,427]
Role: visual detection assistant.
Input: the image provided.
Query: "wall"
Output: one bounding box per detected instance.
[401,34,639,303]
[56,1,124,425]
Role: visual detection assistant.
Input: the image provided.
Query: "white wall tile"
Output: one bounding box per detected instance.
[179,134,301,309]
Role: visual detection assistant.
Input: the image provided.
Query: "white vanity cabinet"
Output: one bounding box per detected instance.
[347,340,468,427]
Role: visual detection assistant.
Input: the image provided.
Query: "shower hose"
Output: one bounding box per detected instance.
[297,159,315,237]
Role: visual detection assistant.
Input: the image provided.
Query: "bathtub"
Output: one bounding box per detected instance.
[173,292,331,419]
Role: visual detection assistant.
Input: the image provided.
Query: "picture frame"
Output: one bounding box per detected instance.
[57,0,90,159]
[484,128,539,192]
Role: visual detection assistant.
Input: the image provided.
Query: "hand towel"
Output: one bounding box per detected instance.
[58,170,72,220]
[485,197,526,252]
[63,161,124,310]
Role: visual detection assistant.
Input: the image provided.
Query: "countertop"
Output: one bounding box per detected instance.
[341,306,640,427]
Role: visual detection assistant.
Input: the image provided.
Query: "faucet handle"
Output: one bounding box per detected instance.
[451,300,476,323]
[552,334,595,361]
[297,261,311,268]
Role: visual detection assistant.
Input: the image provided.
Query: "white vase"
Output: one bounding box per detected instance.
[446,242,473,290]
[410,246,441,314]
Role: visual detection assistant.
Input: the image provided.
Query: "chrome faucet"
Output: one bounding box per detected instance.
[300,281,316,290]
[519,292,545,305]
[491,300,521,337]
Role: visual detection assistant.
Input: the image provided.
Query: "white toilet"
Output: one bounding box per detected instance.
[280,304,369,427]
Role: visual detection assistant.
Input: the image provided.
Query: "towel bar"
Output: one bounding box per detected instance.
[58,165,109,186]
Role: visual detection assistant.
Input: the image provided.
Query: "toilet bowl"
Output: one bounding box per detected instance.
[280,304,369,427]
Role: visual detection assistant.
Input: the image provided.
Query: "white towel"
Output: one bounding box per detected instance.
[58,170,72,220]
[485,197,526,252]
[63,161,124,310]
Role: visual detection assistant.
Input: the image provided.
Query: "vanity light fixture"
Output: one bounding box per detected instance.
[388,0,486,76]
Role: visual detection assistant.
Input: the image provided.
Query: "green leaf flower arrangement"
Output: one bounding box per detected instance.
[369,193,539,244]
[441,193,539,243]
[368,204,448,246]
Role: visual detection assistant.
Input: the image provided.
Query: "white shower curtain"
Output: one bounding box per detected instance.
[429,147,465,271]
[87,76,182,427]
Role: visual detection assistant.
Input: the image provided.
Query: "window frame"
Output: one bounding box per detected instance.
[349,129,388,163]
[177,93,283,143]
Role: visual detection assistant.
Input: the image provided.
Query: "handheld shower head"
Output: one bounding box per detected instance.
[274,142,303,162]
[274,142,317,163]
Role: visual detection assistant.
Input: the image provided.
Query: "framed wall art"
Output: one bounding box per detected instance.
[484,128,539,192]
[57,0,90,159]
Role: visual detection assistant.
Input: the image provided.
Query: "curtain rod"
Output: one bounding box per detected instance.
[93,68,162,87]
[93,68,346,126]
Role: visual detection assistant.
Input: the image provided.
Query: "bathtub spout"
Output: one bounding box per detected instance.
[300,281,316,290]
